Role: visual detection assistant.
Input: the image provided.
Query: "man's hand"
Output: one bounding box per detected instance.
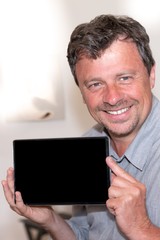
[1,167,55,228]
[2,167,76,240]
[106,156,151,239]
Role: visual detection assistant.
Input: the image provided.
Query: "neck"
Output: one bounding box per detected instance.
[110,134,135,157]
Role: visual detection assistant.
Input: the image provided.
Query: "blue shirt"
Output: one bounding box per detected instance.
[67,95,160,240]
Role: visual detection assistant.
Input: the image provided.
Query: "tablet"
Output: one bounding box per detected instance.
[13,136,110,205]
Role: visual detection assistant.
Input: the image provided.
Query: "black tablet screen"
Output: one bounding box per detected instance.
[13,136,110,205]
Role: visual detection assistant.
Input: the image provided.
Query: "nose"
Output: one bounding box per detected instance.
[102,84,122,105]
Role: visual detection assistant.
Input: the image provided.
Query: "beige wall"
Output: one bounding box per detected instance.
[0,0,160,239]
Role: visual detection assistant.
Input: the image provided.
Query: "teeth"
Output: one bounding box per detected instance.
[107,107,129,115]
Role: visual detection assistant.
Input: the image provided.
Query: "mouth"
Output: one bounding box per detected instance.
[106,107,130,115]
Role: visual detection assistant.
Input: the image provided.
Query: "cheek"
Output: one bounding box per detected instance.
[128,82,149,98]
[83,94,98,110]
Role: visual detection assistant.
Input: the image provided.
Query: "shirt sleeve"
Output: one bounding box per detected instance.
[66,205,89,240]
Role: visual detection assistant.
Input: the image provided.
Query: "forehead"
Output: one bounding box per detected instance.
[75,40,145,78]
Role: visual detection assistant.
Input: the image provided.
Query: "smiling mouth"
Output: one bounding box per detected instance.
[107,107,130,115]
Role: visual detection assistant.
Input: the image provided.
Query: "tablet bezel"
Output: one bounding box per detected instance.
[13,136,110,205]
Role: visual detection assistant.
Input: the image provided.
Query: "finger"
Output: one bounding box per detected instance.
[1,179,22,210]
[1,179,14,204]
[6,167,15,193]
[106,198,118,216]
[2,178,30,217]
[14,192,27,212]
[106,156,137,183]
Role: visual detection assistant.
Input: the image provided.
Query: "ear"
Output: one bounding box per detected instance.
[150,64,156,89]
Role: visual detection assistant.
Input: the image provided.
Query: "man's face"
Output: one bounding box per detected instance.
[75,40,155,139]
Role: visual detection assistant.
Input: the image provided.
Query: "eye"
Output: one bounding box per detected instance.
[119,75,133,84]
[90,82,101,87]
[87,81,103,91]
[119,76,130,81]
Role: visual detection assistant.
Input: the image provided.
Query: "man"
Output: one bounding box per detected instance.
[2,14,160,239]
